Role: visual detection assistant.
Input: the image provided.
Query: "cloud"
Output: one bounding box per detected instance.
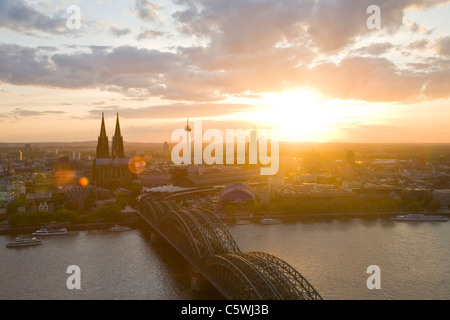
[37,46,59,52]
[306,0,448,51]
[12,109,66,117]
[436,36,450,56]
[137,28,165,40]
[134,0,162,21]
[305,56,427,102]
[422,69,450,99]
[0,44,55,86]
[173,0,314,54]
[1,41,449,103]
[1,0,450,106]
[0,108,66,123]
[0,0,66,35]
[110,27,132,37]
[0,43,179,92]
[173,0,449,53]
[355,42,395,55]
[406,20,434,35]
[91,101,106,106]
[406,39,430,50]
[88,103,256,120]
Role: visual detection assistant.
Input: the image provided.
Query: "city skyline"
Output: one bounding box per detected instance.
[0,0,450,143]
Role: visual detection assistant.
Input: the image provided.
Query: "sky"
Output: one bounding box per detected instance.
[0,0,449,143]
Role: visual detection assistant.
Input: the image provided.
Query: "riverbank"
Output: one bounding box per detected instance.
[2,210,448,234]
[0,215,144,235]
[220,211,450,224]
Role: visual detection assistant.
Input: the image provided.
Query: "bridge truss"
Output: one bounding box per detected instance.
[138,199,322,300]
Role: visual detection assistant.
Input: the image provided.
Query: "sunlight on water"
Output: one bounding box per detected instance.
[228,218,450,300]
[1,219,449,300]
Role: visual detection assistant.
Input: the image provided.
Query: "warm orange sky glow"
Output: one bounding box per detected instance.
[0,0,449,143]
[235,90,334,142]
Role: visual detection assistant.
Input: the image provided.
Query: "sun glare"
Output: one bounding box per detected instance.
[252,90,336,142]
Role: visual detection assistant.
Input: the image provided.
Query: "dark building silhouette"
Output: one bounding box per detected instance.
[112,114,125,159]
[96,114,110,158]
[58,156,71,171]
[92,113,137,190]
[346,150,355,164]
[163,141,170,158]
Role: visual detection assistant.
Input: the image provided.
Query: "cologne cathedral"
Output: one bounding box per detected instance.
[91,113,137,189]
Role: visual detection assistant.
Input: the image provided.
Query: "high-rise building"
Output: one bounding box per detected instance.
[185,118,192,162]
[163,141,170,157]
[58,156,71,171]
[18,151,23,161]
[91,113,137,189]
[346,150,355,164]
[341,150,356,179]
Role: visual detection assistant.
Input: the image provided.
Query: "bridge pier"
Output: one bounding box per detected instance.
[149,231,161,243]
[191,270,214,292]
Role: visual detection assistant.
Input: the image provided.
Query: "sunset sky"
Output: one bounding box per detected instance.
[0,0,449,143]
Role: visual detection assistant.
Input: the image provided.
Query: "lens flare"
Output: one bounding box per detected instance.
[79,177,89,187]
[54,169,76,186]
[128,156,146,174]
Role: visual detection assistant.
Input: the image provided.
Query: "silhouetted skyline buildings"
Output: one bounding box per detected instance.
[92,113,136,190]
[96,113,110,159]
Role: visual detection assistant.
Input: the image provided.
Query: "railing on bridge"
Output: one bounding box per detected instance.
[138,198,322,300]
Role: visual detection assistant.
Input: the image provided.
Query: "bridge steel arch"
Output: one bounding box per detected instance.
[188,209,241,255]
[137,199,323,300]
[249,252,323,300]
[202,252,322,300]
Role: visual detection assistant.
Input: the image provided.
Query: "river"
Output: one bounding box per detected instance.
[1,217,449,300]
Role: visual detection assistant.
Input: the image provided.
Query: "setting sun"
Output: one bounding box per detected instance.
[249,90,336,142]
[1,0,450,304]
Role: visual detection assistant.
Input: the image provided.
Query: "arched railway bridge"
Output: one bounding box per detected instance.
[136,196,322,300]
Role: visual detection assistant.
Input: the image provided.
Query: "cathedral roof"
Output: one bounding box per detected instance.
[95,158,130,166]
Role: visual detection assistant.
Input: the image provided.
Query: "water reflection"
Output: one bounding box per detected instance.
[2,218,449,300]
[228,217,450,300]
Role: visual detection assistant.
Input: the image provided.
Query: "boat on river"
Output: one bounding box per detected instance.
[108,225,131,232]
[32,227,68,236]
[6,237,42,248]
[259,218,282,225]
[236,219,251,225]
[391,214,448,222]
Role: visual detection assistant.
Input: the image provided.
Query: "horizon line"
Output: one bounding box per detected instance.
[1,141,450,145]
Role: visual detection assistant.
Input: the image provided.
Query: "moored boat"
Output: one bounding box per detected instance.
[391,214,448,222]
[236,219,251,225]
[32,227,68,236]
[7,237,42,248]
[259,218,282,225]
[108,225,131,232]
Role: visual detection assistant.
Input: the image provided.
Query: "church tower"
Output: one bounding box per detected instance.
[96,112,109,158]
[92,113,137,190]
[111,113,125,159]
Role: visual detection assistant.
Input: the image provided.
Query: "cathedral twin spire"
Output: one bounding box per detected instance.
[96,113,125,159]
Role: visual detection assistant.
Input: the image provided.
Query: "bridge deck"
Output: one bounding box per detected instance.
[136,199,323,300]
